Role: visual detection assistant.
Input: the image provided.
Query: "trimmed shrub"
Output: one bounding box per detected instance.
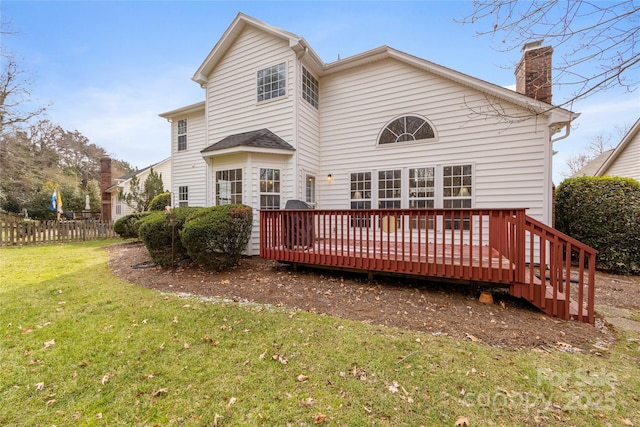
[149,192,171,211]
[137,207,203,267]
[556,176,640,274]
[113,212,151,239]
[181,204,253,270]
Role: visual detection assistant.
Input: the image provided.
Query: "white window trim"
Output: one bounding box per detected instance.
[256,62,288,104]
[348,164,474,209]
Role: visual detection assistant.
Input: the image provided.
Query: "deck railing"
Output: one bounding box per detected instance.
[260,208,597,323]
[261,208,527,283]
[520,216,597,324]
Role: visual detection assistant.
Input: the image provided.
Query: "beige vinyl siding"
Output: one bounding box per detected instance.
[296,61,321,201]
[205,26,296,147]
[171,111,206,207]
[605,131,640,180]
[319,58,551,224]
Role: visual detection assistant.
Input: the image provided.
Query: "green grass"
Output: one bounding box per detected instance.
[1,241,639,426]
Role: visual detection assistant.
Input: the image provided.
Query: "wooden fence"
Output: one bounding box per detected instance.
[1,212,115,246]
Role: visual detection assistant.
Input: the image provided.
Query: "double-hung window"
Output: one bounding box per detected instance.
[216,169,242,205]
[257,63,286,102]
[177,119,187,151]
[260,168,280,209]
[302,67,319,108]
[178,186,189,207]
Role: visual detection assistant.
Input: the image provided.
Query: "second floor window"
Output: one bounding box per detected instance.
[302,67,319,108]
[257,63,286,102]
[177,119,187,151]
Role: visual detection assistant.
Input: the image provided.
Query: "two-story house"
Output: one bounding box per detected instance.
[160,13,577,256]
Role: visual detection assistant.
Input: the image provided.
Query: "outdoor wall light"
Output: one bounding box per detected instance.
[327,174,333,182]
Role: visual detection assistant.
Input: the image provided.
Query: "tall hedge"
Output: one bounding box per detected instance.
[555,176,640,274]
[137,207,203,267]
[113,212,151,239]
[148,192,171,211]
[180,204,253,270]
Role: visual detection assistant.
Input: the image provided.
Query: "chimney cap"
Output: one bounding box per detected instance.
[522,40,544,52]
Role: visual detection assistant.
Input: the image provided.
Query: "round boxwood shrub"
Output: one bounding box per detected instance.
[556,176,640,274]
[180,204,253,270]
[137,206,203,267]
[148,192,171,211]
[113,212,151,239]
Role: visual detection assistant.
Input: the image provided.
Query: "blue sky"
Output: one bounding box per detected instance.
[3,1,638,182]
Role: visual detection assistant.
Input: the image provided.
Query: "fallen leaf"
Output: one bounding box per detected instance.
[35,382,44,391]
[152,388,168,397]
[44,339,55,348]
[301,397,315,407]
[455,415,470,426]
[173,316,179,323]
[73,412,82,420]
[621,419,634,426]
[46,399,56,407]
[297,374,309,382]
[96,413,103,419]
[388,381,399,393]
[464,333,478,342]
[183,343,190,349]
[101,374,112,385]
[313,413,327,424]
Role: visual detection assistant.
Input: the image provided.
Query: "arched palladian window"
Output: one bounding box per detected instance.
[378,115,435,145]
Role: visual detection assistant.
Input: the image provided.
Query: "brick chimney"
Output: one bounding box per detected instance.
[515,40,553,104]
[100,157,112,222]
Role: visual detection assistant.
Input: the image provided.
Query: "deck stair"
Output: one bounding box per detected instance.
[260,208,597,324]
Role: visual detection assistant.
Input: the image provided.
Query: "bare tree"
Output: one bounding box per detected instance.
[563,122,631,177]
[461,1,640,109]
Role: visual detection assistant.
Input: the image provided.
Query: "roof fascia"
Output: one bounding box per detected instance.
[159,101,205,119]
[596,117,640,175]
[201,146,295,158]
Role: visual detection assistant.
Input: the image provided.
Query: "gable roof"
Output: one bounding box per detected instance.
[106,157,171,193]
[596,117,640,176]
[192,13,576,126]
[573,149,614,177]
[201,128,295,158]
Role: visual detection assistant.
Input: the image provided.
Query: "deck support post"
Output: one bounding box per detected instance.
[367,271,374,282]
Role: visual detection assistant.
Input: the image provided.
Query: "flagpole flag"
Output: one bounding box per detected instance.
[57,190,63,213]
[50,190,57,211]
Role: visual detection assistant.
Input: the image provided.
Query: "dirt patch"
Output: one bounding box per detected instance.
[106,242,640,351]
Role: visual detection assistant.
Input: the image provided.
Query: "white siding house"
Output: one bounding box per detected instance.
[595,118,640,181]
[160,13,577,255]
[107,157,172,221]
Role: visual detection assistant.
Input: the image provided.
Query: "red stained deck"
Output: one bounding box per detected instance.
[260,208,597,324]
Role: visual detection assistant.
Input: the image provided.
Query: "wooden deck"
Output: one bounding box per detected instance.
[260,208,597,324]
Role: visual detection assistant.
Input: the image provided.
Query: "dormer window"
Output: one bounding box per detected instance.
[257,63,286,102]
[378,115,435,145]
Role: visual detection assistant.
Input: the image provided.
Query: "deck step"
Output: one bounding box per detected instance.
[510,281,590,323]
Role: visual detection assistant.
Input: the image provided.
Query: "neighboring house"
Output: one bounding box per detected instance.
[160,13,578,256]
[595,118,640,181]
[105,157,172,221]
[573,149,615,177]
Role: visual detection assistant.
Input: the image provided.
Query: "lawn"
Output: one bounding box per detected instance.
[1,241,639,426]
